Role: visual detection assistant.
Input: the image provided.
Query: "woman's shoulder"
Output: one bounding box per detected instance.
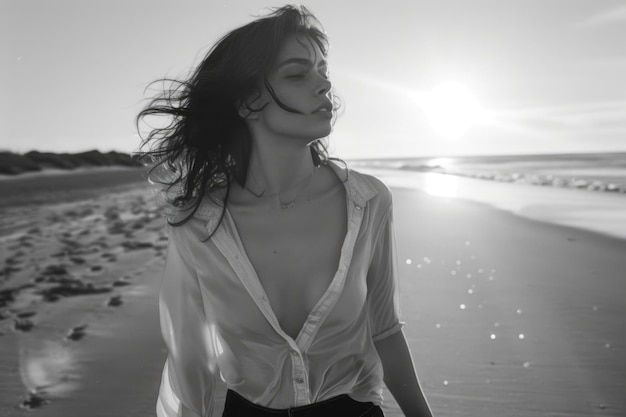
[346,166,393,208]
[163,189,225,231]
[328,160,391,196]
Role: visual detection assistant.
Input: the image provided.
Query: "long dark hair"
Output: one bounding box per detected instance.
[136,4,343,238]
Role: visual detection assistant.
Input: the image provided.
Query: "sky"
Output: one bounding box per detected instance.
[2,0,625,158]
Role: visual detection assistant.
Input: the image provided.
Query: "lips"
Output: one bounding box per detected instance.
[313,102,333,113]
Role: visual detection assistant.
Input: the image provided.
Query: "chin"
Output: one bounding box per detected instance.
[313,124,333,139]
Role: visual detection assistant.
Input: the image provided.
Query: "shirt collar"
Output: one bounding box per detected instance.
[193,160,378,229]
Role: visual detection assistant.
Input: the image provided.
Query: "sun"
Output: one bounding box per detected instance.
[411,82,491,140]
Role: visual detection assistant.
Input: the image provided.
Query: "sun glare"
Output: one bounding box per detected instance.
[423,173,459,198]
[412,82,491,140]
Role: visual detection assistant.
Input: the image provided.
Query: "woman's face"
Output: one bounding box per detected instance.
[249,34,333,142]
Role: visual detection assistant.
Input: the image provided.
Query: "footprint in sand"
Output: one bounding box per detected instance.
[20,392,49,410]
[121,241,154,251]
[101,253,117,263]
[66,324,88,341]
[41,264,69,277]
[69,256,86,264]
[14,317,35,332]
[1,263,22,278]
[112,277,131,287]
[107,295,123,307]
[27,226,42,235]
[0,289,16,307]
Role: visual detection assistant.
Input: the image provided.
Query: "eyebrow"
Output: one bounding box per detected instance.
[277,57,327,69]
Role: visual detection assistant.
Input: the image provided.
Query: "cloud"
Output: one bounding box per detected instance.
[578,4,626,27]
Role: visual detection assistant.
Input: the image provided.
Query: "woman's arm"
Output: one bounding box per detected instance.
[374,329,433,417]
[157,224,219,417]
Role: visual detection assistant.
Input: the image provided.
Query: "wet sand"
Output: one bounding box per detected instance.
[1,167,625,416]
[381,182,626,417]
[0,167,168,416]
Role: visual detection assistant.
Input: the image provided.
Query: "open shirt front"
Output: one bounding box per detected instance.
[157,161,404,417]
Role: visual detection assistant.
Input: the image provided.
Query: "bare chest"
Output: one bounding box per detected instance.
[228,184,347,339]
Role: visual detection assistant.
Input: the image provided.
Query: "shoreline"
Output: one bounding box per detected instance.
[350,155,626,195]
[359,167,626,242]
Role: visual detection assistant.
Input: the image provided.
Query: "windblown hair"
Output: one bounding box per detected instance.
[136,4,342,237]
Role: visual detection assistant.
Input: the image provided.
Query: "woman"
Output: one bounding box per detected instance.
[137,5,434,417]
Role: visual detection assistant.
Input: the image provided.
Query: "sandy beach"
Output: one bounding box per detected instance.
[1,165,625,417]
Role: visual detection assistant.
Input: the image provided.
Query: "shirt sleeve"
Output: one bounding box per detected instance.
[366,201,405,342]
[156,225,220,417]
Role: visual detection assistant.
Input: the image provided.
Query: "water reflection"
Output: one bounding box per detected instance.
[19,339,80,395]
[423,173,459,198]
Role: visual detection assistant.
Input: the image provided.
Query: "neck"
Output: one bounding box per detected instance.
[244,139,317,196]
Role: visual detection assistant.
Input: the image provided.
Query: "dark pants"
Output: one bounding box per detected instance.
[222,389,385,417]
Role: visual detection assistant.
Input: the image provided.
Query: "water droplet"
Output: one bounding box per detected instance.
[417,264,422,269]
[478,268,484,273]
[491,269,496,273]
[460,304,466,310]
[494,322,500,328]
[470,255,476,260]
[518,334,525,340]
[406,259,412,265]
[451,270,456,275]
[490,334,496,340]
[456,260,462,265]
[467,289,474,295]
[478,304,483,309]
[605,343,611,349]
[523,361,530,368]
[443,380,449,386]
[465,241,471,246]
[17,56,23,61]
[488,276,494,281]
[466,273,472,279]
[592,306,598,312]
[516,309,523,315]
[435,323,441,329]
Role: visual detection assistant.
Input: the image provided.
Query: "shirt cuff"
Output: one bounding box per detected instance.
[372,322,405,342]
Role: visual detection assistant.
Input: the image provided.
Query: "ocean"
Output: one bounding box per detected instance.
[350,152,626,194]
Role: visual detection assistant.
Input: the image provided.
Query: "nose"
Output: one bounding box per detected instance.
[316,76,332,96]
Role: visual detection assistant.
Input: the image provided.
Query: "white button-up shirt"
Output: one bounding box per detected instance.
[157,161,404,417]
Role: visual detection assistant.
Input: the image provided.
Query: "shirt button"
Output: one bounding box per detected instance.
[295,378,304,384]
